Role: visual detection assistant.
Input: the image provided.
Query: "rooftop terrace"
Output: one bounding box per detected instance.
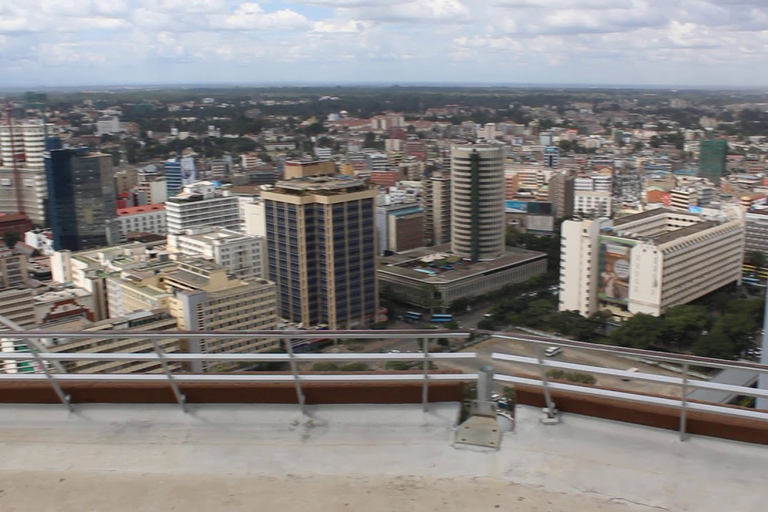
[0,402,764,512]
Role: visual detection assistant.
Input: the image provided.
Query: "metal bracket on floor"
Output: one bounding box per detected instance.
[454,365,502,450]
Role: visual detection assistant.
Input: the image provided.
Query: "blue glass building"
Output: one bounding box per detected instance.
[45,143,117,251]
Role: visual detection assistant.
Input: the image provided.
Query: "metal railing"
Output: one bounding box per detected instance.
[0,329,477,414]
[1,328,767,443]
[488,333,768,440]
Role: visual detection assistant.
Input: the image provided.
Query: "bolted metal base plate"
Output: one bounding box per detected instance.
[454,415,502,450]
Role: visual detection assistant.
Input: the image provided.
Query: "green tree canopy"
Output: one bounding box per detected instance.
[610,313,665,349]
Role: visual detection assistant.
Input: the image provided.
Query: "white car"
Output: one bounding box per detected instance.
[544,346,562,357]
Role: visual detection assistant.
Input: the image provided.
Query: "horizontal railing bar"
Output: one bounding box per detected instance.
[0,373,478,384]
[494,374,768,422]
[491,352,768,401]
[0,352,478,362]
[0,330,471,340]
[492,352,683,384]
[489,333,768,374]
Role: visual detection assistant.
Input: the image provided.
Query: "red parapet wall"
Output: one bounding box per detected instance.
[0,371,467,405]
[514,383,768,446]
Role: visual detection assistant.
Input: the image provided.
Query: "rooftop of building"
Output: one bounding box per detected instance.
[379,245,546,283]
[33,286,91,304]
[0,402,763,512]
[116,203,165,216]
[268,175,371,195]
[178,228,260,243]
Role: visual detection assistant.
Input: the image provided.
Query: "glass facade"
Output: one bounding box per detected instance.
[46,147,116,251]
[265,195,377,329]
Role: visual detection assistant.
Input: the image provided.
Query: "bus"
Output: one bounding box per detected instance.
[430,313,454,323]
[404,311,423,322]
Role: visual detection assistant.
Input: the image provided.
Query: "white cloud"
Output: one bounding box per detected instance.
[0,0,767,85]
[220,3,310,30]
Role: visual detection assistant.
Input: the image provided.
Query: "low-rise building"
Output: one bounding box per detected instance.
[43,309,181,374]
[115,203,167,239]
[378,245,547,307]
[166,260,278,371]
[168,227,266,279]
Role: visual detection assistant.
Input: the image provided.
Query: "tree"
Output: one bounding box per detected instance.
[558,140,572,152]
[664,305,710,349]
[505,226,524,247]
[692,329,736,360]
[610,313,664,349]
[745,251,767,269]
[3,231,20,248]
[713,313,758,356]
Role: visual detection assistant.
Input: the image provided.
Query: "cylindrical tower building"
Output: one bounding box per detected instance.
[450,144,505,261]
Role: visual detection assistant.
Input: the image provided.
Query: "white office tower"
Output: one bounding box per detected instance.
[559,207,744,318]
[0,119,52,170]
[450,144,506,261]
[165,181,240,235]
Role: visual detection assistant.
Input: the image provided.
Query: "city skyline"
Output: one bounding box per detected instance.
[3,1,768,87]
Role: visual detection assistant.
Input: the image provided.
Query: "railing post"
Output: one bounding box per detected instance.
[28,340,72,412]
[422,337,429,412]
[679,362,689,441]
[535,345,559,424]
[151,339,187,413]
[284,338,307,415]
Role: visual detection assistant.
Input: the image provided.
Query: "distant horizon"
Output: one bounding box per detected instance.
[3,81,768,94]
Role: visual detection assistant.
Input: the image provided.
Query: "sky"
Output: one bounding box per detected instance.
[3,0,768,88]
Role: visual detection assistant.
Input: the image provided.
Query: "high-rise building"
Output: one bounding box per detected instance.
[0,119,52,170]
[45,146,117,251]
[165,156,196,197]
[559,207,744,317]
[544,146,559,168]
[262,176,378,329]
[423,170,451,246]
[548,173,575,219]
[0,167,49,225]
[450,144,505,261]
[165,181,240,235]
[699,139,728,185]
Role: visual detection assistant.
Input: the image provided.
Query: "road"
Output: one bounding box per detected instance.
[322,303,689,397]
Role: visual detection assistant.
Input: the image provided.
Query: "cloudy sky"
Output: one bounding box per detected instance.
[1,0,768,87]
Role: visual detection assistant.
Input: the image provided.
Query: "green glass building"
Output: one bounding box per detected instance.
[699,139,728,185]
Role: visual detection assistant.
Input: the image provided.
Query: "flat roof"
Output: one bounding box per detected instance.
[379,245,546,283]
[0,403,764,512]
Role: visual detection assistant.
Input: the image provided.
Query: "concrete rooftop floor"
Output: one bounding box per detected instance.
[0,402,765,511]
